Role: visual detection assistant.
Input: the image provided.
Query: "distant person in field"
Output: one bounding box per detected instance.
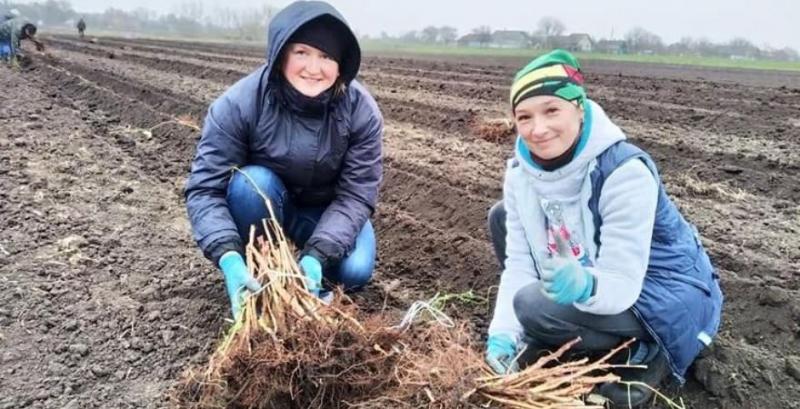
[77,17,86,39]
[484,49,723,407]
[185,0,382,319]
[0,17,44,65]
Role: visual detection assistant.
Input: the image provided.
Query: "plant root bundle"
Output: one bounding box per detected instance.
[173,196,633,408]
[466,339,633,409]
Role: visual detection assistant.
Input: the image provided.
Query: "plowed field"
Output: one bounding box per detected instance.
[1,35,799,409]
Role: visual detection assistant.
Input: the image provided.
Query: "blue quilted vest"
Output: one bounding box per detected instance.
[588,141,723,383]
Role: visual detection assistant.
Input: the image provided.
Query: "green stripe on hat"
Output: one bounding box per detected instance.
[510,49,586,109]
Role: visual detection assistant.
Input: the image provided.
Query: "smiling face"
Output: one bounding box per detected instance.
[513,95,584,160]
[281,43,340,97]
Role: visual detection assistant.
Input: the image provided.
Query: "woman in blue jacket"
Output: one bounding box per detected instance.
[484,49,723,407]
[0,17,44,63]
[185,1,383,319]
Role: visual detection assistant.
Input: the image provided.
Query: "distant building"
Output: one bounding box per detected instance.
[457,33,488,47]
[596,39,627,54]
[569,33,594,52]
[457,30,597,52]
[490,30,530,48]
[550,33,594,52]
[527,33,595,52]
[529,35,548,49]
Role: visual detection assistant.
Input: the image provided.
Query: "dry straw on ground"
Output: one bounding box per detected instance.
[471,117,516,144]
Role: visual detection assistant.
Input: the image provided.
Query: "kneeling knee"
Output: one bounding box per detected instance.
[512,283,569,339]
[231,165,282,192]
[337,258,374,290]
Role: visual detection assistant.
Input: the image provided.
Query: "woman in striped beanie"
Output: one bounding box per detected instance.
[484,49,723,407]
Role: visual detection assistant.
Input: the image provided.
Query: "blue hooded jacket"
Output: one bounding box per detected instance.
[185,1,383,267]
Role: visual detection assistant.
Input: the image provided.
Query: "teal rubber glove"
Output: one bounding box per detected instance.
[540,235,595,305]
[219,252,262,320]
[485,334,518,374]
[299,255,322,297]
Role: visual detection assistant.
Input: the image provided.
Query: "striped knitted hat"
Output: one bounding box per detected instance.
[510,49,586,111]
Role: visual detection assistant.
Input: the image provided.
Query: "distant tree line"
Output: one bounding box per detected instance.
[0,0,277,41]
[3,2,796,62]
[374,17,798,62]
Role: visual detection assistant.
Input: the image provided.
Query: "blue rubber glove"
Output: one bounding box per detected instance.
[485,334,519,374]
[219,252,262,320]
[540,235,595,305]
[299,255,322,297]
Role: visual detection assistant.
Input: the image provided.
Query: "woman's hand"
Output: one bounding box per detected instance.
[485,333,519,374]
[299,255,322,296]
[219,252,262,320]
[540,235,595,304]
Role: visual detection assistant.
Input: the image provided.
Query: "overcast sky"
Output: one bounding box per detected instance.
[38,0,800,50]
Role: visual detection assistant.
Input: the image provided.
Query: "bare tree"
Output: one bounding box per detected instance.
[625,27,663,53]
[668,36,696,54]
[400,30,419,42]
[678,36,695,49]
[772,47,799,61]
[728,37,760,58]
[212,7,238,30]
[40,0,74,25]
[236,4,274,41]
[420,26,439,43]
[693,37,716,56]
[534,17,565,48]
[132,7,155,22]
[439,26,458,44]
[536,17,566,37]
[472,25,492,47]
[174,0,203,22]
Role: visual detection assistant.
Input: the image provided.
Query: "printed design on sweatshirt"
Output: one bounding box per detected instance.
[540,199,592,267]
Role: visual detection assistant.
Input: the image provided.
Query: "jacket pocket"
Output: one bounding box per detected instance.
[671,271,711,296]
[667,229,714,296]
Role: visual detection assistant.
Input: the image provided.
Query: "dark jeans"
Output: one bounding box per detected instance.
[488,201,507,270]
[227,165,376,290]
[488,200,651,365]
[0,41,11,61]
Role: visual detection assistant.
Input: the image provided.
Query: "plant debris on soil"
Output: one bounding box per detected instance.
[172,218,635,409]
[1,36,800,409]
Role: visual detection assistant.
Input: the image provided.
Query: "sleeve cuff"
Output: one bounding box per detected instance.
[207,237,245,267]
[301,244,333,270]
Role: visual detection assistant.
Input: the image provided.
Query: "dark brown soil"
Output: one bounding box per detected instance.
[1,35,799,409]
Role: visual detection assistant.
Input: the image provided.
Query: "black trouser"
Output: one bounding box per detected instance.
[487,200,652,366]
[488,201,508,270]
[513,281,651,365]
